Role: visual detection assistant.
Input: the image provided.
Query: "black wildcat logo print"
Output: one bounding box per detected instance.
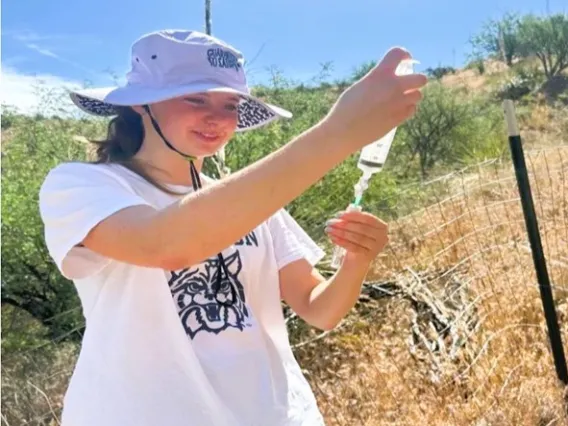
[168,250,252,339]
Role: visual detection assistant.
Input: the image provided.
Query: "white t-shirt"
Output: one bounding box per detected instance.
[39,162,327,426]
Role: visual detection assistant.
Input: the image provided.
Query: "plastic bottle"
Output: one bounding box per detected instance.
[330,58,418,269]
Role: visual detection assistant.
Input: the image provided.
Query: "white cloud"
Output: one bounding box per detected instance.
[5,29,101,77]
[24,43,60,59]
[1,67,82,115]
[20,42,95,76]
[9,29,101,47]
[9,30,53,43]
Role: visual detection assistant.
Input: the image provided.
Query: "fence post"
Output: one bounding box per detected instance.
[503,100,568,385]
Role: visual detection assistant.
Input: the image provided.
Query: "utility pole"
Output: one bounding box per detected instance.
[204,0,230,178]
[545,0,550,15]
[205,0,212,35]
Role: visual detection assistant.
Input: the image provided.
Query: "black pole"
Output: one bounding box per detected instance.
[503,100,568,385]
[205,0,212,35]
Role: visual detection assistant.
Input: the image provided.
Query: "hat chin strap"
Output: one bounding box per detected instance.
[142,105,197,162]
[142,104,236,308]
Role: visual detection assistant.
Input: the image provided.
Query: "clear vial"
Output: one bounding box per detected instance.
[330,203,363,268]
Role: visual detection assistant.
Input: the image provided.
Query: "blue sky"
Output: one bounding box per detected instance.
[1,0,565,112]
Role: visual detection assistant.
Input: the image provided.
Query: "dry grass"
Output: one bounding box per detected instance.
[520,100,568,144]
[441,60,509,93]
[295,146,568,425]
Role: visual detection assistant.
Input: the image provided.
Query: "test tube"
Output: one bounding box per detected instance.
[330,203,363,268]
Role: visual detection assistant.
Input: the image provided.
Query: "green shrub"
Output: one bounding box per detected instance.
[1,97,102,343]
[390,82,506,179]
[496,75,534,100]
[425,66,457,80]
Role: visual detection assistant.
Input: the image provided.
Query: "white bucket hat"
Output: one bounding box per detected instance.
[70,29,292,132]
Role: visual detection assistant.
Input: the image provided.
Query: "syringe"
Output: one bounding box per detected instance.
[329,58,418,269]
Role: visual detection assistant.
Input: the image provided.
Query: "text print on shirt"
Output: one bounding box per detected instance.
[168,230,258,339]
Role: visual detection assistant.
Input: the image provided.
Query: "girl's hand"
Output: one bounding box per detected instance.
[323,47,427,151]
[325,210,389,266]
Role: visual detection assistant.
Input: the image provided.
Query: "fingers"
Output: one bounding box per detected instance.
[325,217,389,251]
[334,210,388,228]
[376,47,412,74]
[397,74,428,93]
[326,223,389,253]
[326,219,379,240]
[402,89,423,105]
[328,233,372,254]
[327,228,374,250]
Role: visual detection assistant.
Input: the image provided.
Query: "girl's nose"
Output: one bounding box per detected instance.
[206,105,237,123]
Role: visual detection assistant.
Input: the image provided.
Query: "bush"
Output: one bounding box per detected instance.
[425,66,457,80]
[495,65,545,101]
[1,105,18,130]
[496,75,533,100]
[1,98,102,342]
[466,59,486,75]
[540,75,568,104]
[390,82,506,179]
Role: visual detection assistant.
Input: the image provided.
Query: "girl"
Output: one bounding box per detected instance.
[39,29,426,426]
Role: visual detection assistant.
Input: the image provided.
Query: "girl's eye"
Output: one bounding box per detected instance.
[226,104,238,111]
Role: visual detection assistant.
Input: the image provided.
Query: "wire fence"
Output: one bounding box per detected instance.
[291,145,568,425]
[2,146,567,426]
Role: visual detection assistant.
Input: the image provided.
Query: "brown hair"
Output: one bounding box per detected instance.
[88,106,183,195]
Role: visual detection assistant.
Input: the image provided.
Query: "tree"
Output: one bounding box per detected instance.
[393,83,504,180]
[350,61,376,82]
[518,14,568,80]
[470,13,522,66]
